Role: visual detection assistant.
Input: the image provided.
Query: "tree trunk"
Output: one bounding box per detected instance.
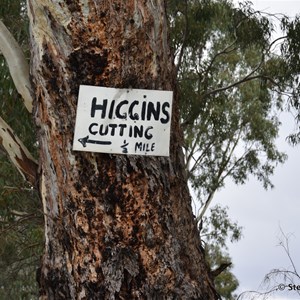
[27,1,217,299]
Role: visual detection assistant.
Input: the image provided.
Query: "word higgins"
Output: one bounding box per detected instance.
[73,85,173,156]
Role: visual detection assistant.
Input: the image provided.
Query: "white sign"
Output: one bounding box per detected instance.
[73,85,173,156]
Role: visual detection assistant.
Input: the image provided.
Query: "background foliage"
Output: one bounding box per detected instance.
[169,0,300,298]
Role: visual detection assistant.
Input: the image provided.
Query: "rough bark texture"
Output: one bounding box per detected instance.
[28,1,217,299]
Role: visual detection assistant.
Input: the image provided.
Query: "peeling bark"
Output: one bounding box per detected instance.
[0,20,33,112]
[0,116,37,186]
[28,1,217,299]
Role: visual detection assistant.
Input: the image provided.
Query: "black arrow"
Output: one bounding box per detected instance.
[78,135,112,147]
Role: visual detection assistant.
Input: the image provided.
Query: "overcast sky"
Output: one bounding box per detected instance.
[212,1,300,300]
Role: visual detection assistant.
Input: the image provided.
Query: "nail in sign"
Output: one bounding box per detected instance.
[73,85,173,156]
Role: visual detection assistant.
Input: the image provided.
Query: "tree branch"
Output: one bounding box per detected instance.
[196,128,243,222]
[0,20,33,113]
[278,227,300,279]
[211,262,232,278]
[204,62,263,98]
[188,139,214,176]
[203,38,238,82]
[0,116,38,186]
[175,0,189,74]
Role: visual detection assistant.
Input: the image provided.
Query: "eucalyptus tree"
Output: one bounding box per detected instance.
[168,0,300,298]
[281,14,300,145]
[170,0,288,221]
[1,0,300,299]
[1,0,218,299]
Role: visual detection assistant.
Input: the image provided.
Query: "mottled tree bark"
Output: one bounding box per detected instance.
[27,0,217,299]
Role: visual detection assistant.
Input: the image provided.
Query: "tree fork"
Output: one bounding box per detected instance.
[27,0,217,299]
